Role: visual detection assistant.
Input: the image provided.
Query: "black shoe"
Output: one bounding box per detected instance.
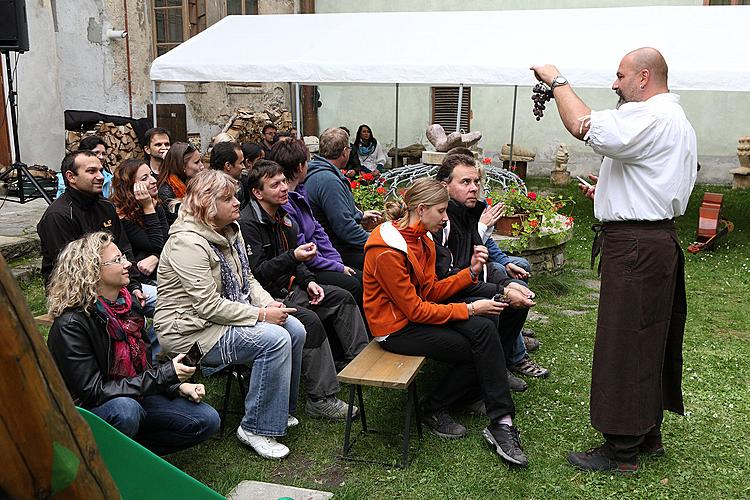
[509,355,550,379]
[482,422,528,467]
[507,370,528,392]
[639,439,665,457]
[567,444,638,473]
[421,409,467,439]
[523,336,540,352]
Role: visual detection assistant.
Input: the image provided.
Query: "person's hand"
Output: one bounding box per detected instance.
[307,282,325,305]
[505,287,536,309]
[362,210,382,224]
[479,202,505,226]
[372,168,381,177]
[137,255,159,276]
[505,262,529,280]
[293,242,317,262]
[471,299,507,316]
[578,174,597,200]
[263,307,297,325]
[178,383,206,403]
[345,169,356,178]
[530,64,562,86]
[343,266,357,276]
[133,289,146,307]
[172,353,196,382]
[133,181,155,212]
[469,245,488,276]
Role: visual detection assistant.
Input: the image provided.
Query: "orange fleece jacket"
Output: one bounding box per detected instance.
[363,221,476,337]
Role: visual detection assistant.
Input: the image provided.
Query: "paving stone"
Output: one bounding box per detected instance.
[527,311,549,323]
[560,309,588,317]
[582,279,600,290]
[227,480,333,500]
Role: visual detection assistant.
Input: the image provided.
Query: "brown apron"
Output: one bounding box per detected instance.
[590,220,686,436]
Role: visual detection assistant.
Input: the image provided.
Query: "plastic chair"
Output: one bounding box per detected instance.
[77,407,223,499]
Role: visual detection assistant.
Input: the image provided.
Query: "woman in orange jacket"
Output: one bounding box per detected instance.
[362,177,528,467]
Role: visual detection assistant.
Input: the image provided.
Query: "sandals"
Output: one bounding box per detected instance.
[509,355,550,378]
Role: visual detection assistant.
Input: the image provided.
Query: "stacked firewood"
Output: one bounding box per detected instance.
[66,122,144,168]
[218,107,294,144]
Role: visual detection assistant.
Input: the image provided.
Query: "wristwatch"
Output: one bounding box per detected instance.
[550,75,569,91]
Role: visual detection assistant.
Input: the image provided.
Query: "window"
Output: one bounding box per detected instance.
[226,0,258,15]
[152,0,207,56]
[703,0,749,4]
[431,87,471,133]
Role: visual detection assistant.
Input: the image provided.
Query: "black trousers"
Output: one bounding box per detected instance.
[315,269,363,307]
[335,244,365,271]
[381,317,515,421]
[605,414,663,462]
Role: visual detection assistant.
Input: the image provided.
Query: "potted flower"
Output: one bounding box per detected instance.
[488,188,574,252]
[349,173,387,230]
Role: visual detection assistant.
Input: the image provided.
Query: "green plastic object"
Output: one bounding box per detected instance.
[77,407,224,499]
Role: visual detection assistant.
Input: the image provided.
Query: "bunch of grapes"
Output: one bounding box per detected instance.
[532,83,553,121]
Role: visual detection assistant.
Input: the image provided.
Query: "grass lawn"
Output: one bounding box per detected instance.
[20,179,750,499]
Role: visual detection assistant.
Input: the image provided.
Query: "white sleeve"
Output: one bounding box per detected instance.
[584,106,660,161]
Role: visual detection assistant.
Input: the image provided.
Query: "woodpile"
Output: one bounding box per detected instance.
[217,107,294,144]
[66,122,144,169]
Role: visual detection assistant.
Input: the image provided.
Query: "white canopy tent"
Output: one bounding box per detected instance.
[149,5,750,157]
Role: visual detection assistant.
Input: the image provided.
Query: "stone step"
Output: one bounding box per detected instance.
[227,480,333,500]
[0,235,41,261]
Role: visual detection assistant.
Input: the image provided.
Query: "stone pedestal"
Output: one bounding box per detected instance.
[492,227,573,275]
[730,166,750,189]
[550,170,570,185]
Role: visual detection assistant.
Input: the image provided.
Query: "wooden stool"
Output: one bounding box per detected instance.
[336,341,426,468]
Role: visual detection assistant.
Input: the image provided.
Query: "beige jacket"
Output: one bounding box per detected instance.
[154,212,274,356]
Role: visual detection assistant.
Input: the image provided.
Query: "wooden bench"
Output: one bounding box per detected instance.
[336,340,426,468]
[34,313,53,326]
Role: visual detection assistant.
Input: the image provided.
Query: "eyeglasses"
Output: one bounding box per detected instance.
[102,254,129,266]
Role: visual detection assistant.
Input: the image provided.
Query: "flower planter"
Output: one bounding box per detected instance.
[495,214,527,236]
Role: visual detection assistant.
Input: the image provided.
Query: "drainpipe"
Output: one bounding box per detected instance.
[300,0,318,137]
[123,0,133,117]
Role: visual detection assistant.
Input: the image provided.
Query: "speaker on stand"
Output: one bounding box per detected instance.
[0,0,53,204]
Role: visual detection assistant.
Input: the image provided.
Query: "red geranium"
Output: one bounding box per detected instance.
[376,186,386,195]
[350,181,360,190]
[482,157,492,165]
[529,219,539,228]
[527,191,537,201]
[361,173,375,182]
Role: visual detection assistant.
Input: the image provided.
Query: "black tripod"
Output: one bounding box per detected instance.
[0,50,52,204]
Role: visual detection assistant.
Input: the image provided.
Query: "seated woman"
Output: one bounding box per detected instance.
[156,142,205,225]
[363,177,529,467]
[46,232,220,455]
[111,158,169,285]
[155,169,305,460]
[351,124,388,175]
[268,138,363,306]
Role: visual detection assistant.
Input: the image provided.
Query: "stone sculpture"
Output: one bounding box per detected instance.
[426,124,481,152]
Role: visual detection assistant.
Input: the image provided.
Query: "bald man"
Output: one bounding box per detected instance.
[532,48,697,473]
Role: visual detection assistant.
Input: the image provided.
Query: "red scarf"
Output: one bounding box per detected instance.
[95,289,148,379]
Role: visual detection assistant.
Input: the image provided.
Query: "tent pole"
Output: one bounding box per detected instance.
[151,81,157,127]
[394,83,399,170]
[295,83,302,139]
[456,83,463,132]
[509,85,517,166]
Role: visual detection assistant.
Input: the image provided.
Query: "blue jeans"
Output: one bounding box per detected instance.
[488,257,532,365]
[89,394,220,455]
[201,316,305,437]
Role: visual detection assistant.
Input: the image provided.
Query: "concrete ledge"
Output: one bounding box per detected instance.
[227,480,333,500]
[0,235,41,261]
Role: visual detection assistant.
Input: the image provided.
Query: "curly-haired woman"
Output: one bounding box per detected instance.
[111,158,169,284]
[46,232,220,455]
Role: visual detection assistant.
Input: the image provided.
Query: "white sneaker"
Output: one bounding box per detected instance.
[236,426,290,459]
[287,415,299,428]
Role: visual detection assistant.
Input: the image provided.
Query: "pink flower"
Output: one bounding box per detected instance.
[527,192,537,201]
[482,157,492,165]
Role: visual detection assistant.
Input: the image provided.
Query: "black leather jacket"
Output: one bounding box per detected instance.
[47,301,179,409]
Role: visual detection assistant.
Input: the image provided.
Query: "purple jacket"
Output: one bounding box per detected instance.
[283,184,345,272]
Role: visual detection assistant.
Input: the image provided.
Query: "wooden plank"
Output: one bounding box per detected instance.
[35,313,54,326]
[337,341,425,390]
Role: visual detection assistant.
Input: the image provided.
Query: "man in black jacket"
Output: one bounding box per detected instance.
[37,151,147,303]
[239,160,369,420]
[434,154,550,383]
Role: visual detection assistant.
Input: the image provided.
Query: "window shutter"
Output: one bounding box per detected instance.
[431,87,471,133]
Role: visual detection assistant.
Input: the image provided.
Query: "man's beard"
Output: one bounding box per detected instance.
[615,92,627,109]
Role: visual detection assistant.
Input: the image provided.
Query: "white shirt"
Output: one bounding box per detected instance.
[584,93,697,222]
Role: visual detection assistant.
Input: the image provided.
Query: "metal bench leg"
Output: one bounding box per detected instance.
[342,384,357,456]
[356,384,368,432]
[400,382,416,468]
[219,370,234,437]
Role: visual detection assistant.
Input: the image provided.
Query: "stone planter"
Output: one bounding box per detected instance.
[492,226,574,275]
[494,214,527,236]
